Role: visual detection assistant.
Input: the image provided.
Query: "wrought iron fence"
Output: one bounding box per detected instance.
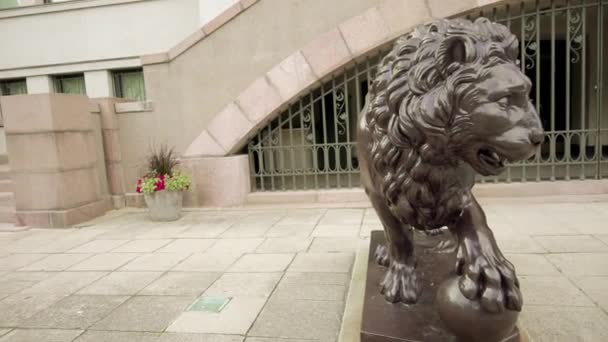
[247,0,608,191]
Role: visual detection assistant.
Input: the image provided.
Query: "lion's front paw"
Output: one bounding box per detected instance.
[374,244,390,267]
[380,260,421,304]
[455,244,522,313]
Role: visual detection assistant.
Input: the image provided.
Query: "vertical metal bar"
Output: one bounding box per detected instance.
[565,0,572,180]
[277,110,286,190]
[320,85,330,188]
[248,144,256,191]
[298,99,306,190]
[581,3,587,179]
[310,92,319,189]
[288,105,297,189]
[343,70,353,188]
[267,122,276,190]
[257,131,265,191]
[550,0,556,180]
[535,0,541,181]
[332,77,341,188]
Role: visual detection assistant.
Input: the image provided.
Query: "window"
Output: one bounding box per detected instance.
[0,78,27,96]
[53,73,86,95]
[113,68,145,101]
[0,0,19,10]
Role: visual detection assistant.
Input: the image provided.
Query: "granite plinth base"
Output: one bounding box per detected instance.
[361,230,520,342]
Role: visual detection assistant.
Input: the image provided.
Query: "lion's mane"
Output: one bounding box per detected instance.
[365,18,518,229]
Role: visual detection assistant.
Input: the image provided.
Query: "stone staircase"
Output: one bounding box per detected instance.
[0,156,16,225]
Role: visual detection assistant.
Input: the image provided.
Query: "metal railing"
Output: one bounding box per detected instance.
[247,0,608,191]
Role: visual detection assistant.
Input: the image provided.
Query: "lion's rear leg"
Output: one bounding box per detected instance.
[369,193,421,304]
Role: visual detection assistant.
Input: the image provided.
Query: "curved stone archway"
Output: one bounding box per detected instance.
[183,0,502,158]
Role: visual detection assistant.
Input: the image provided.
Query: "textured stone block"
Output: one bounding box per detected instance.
[12,168,101,211]
[302,28,353,80]
[235,76,283,125]
[182,156,250,207]
[338,7,391,55]
[206,102,253,153]
[267,51,318,101]
[1,94,92,134]
[378,0,431,37]
[427,0,477,19]
[183,130,227,157]
[6,131,96,172]
[102,129,122,163]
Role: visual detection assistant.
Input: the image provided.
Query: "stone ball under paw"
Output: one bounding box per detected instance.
[436,276,519,342]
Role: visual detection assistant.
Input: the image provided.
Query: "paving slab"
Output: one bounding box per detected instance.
[0,254,47,271]
[309,237,361,253]
[288,253,354,273]
[167,297,267,335]
[546,253,608,276]
[91,295,193,332]
[256,237,312,253]
[20,253,93,271]
[0,328,83,342]
[228,254,294,273]
[173,252,241,272]
[571,276,608,311]
[0,292,66,327]
[112,239,172,253]
[158,333,244,342]
[21,295,129,329]
[140,272,220,297]
[206,239,264,255]
[0,272,52,295]
[504,254,561,276]
[67,240,130,253]
[73,330,160,342]
[533,235,608,252]
[119,253,190,271]
[522,306,608,342]
[156,239,217,253]
[204,273,282,298]
[519,276,595,306]
[311,225,359,237]
[264,225,315,238]
[21,272,107,295]
[317,209,364,225]
[248,297,344,341]
[69,253,139,271]
[78,271,162,295]
[0,329,9,337]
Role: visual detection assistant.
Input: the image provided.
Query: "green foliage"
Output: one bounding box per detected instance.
[140,177,160,195]
[166,171,191,191]
[147,144,179,176]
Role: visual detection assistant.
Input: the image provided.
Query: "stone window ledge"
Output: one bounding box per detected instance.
[114,100,153,114]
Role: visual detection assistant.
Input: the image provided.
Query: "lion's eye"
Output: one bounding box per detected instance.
[496,96,509,107]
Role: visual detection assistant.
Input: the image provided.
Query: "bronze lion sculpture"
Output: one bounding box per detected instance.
[358,18,544,313]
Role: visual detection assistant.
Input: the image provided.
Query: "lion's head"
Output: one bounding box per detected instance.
[364,18,544,228]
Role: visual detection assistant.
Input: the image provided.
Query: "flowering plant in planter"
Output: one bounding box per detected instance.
[136,145,191,221]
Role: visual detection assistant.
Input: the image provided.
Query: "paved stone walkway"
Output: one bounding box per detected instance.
[0,201,605,342]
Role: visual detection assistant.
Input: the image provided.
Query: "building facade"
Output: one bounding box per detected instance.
[0,0,607,227]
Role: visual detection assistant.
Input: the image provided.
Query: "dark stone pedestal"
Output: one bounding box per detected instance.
[361,231,520,342]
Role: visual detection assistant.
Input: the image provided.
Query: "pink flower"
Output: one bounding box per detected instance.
[136,179,142,193]
[155,175,166,191]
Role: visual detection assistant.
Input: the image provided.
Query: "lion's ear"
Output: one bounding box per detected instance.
[437,36,470,76]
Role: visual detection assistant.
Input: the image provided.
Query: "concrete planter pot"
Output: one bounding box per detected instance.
[144,190,183,221]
